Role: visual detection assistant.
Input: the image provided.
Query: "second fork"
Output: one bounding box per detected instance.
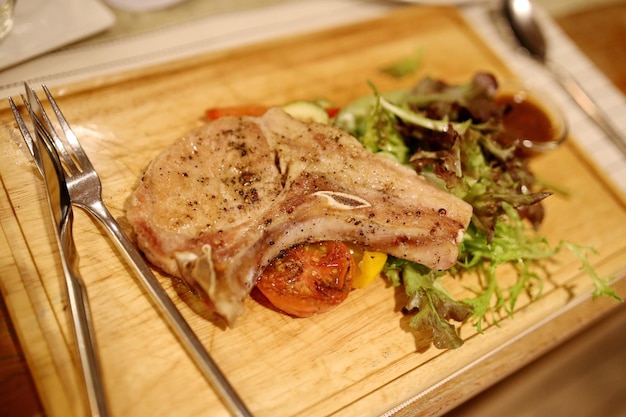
[10,90,109,417]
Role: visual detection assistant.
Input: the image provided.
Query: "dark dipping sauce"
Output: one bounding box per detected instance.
[495,93,557,151]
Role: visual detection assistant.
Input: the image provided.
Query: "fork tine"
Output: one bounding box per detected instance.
[24,83,81,176]
[8,96,42,175]
[9,93,58,179]
[42,84,92,173]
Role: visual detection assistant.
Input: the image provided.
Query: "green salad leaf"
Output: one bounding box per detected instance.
[380,48,423,78]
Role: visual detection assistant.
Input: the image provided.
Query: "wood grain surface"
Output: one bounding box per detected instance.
[1,5,625,417]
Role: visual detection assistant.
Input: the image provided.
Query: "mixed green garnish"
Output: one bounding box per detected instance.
[334,72,622,349]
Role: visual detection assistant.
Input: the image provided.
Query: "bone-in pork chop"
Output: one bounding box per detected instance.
[127,108,472,324]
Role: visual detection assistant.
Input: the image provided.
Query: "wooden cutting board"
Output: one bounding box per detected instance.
[1,6,625,417]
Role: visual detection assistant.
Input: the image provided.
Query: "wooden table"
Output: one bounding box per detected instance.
[1,3,625,417]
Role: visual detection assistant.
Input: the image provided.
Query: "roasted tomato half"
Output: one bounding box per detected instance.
[257,241,355,317]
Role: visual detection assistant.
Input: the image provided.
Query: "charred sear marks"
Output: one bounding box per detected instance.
[273,150,289,188]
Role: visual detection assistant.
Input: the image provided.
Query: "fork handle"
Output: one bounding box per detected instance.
[80,200,253,417]
[64,267,109,417]
[60,216,110,417]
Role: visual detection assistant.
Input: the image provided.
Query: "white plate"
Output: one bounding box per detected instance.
[0,0,115,71]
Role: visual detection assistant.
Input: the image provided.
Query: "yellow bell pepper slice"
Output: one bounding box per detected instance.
[352,251,388,288]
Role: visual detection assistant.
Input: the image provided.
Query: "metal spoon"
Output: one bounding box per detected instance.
[502,0,626,157]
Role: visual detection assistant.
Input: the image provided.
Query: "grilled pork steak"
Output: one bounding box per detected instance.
[127,108,472,324]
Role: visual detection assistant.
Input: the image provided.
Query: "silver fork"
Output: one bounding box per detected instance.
[9,93,109,417]
[24,83,253,417]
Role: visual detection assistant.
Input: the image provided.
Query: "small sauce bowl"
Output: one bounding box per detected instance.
[495,81,568,155]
